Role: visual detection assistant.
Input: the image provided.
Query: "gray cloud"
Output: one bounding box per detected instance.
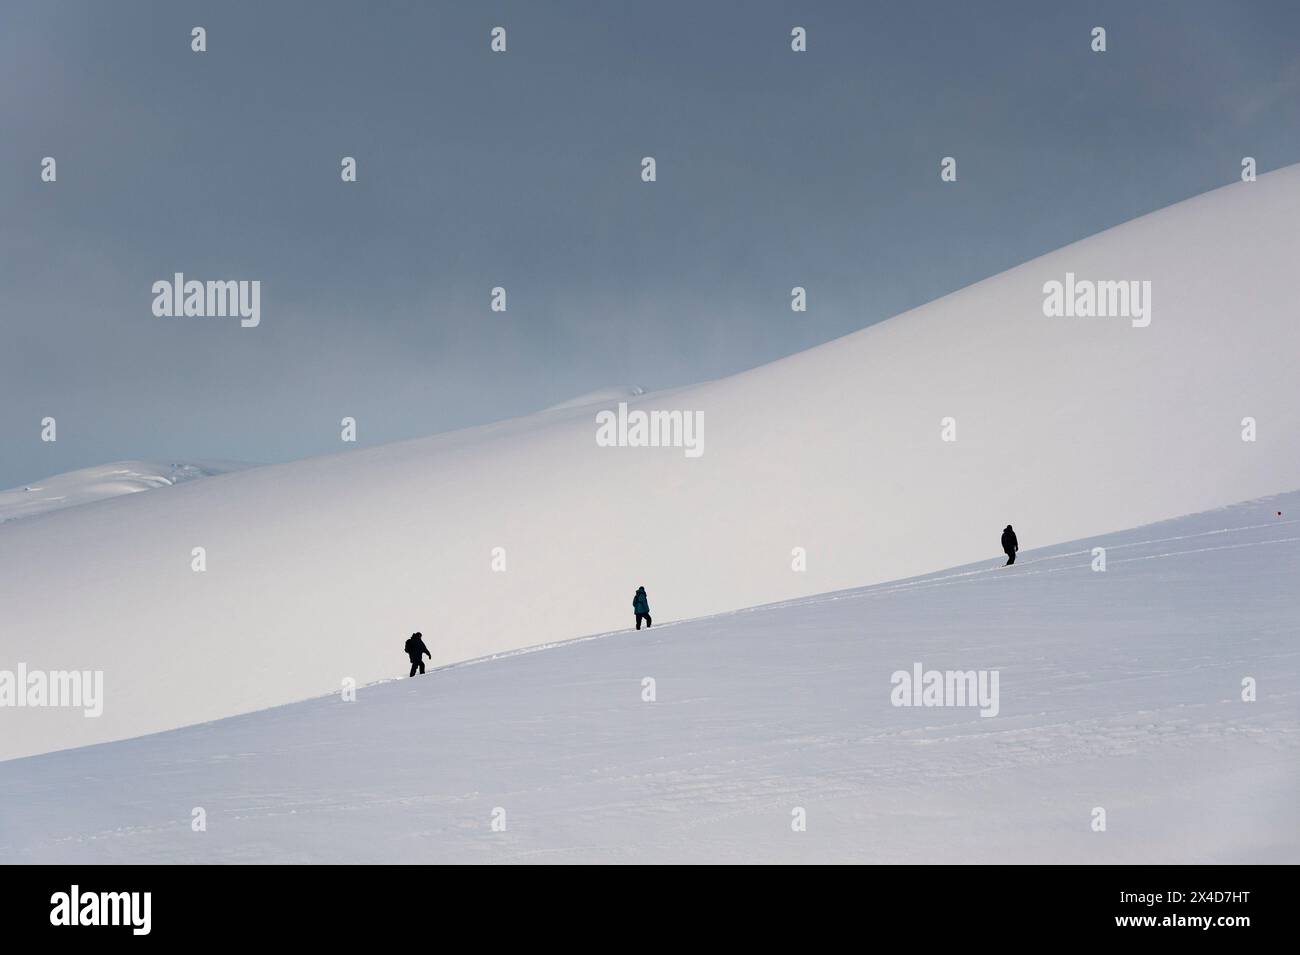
[3,0,1299,486]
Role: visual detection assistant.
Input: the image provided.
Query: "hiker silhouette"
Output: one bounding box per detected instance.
[632,586,652,630]
[404,631,431,676]
[1001,525,1019,566]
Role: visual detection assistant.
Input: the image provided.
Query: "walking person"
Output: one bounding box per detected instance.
[1001,525,1019,566]
[632,586,652,630]
[404,631,431,676]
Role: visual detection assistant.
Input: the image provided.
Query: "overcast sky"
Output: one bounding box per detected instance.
[2,0,1298,487]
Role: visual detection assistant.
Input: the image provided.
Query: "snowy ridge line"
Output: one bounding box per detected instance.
[848,524,1300,598]
[858,536,1300,599]
[695,512,1300,616]
[1111,536,1300,564]
[1015,517,1299,561]
[899,516,1300,574]
[308,510,1300,705]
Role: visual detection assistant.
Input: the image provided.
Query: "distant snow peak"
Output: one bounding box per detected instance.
[0,459,250,525]
[891,662,1000,718]
[595,401,704,458]
[151,272,261,328]
[1042,271,1151,327]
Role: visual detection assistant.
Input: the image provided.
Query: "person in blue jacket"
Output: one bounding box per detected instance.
[632,586,652,630]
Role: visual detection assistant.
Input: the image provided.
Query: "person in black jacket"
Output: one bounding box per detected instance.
[1001,525,1019,566]
[404,631,431,676]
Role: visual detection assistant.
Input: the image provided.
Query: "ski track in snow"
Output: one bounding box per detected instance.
[0,494,1296,863]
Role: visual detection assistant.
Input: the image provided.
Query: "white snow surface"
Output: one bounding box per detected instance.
[1,167,1299,761]
[1,493,1295,863]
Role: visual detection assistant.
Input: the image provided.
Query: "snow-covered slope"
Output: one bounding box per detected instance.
[2,167,1299,761]
[2,493,1294,863]
[0,460,251,525]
